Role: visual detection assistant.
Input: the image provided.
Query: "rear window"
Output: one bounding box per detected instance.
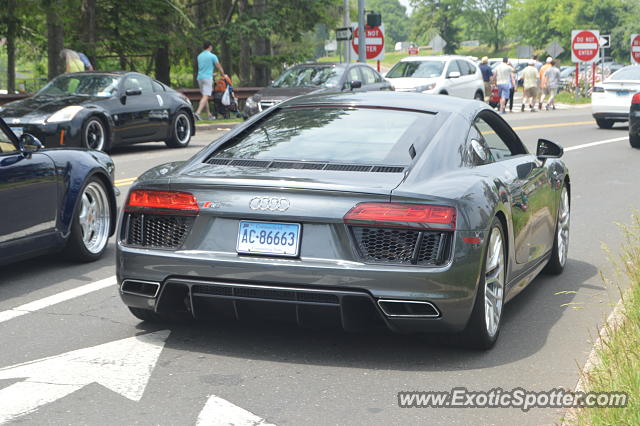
[211,107,435,165]
[609,66,640,81]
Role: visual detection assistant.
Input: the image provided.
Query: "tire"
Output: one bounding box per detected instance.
[595,118,614,129]
[62,177,112,262]
[82,117,110,152]
[460,218,506,350]
[544,184,570,275]
[439,91,448,95]
[474,90,484,101]
[165,111,192,148]
[630,132,640,148]
[128,307,166,322]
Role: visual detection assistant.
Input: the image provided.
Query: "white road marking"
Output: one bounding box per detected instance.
[565,136,628,152]
[196,395,275,426]
[0,330,170,424]
[0,276,117,324]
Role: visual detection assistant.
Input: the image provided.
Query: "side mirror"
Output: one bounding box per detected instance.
[125,88,142,96]
[343,80,362,91]
[536,138,564,159]
[19,133,43,156]
[447,71,461,79]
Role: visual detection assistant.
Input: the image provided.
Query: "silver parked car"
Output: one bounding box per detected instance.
[117,91,570,349]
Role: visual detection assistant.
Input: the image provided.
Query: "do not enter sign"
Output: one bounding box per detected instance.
[571,30,600,63]
[351,24,385,61]
[632,34,640,64]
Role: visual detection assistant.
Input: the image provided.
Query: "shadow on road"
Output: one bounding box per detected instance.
[133,258,599,371]
[0,242,117,301]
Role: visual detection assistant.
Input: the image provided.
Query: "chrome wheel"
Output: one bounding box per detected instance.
[78,181,110,254]
[484,227,505,338]
[175,113,191,145]
[557,187,570,267]
[84,119,105,151]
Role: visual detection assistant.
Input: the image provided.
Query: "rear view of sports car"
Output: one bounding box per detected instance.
[116,92,570,349]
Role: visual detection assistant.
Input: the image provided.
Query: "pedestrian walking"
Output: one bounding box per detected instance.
[539,57,553,110]
[507,61,516,112]
[479,56,493,102]
[544,60,561,110]
[494,57,512,114]
[195,41,225,121]
[521,60,539,112]
[60,49,85,73]
[532,54,542,71]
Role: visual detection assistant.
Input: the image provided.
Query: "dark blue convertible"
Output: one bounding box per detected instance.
[0,116,117,266]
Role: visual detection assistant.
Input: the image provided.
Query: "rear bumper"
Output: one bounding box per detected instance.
[116,233,485,333]
[592,112,629,121]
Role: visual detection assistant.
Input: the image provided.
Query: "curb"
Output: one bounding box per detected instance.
[561,294,628,425]
[196,122,240,132]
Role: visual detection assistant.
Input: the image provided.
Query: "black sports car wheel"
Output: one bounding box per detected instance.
[165,111,192,148]
[544,184,570,274]
[595,118,614,129]
[461,218,505,349]
[63,178,112,262]
[630,132,640,148]
[82,117,109,152]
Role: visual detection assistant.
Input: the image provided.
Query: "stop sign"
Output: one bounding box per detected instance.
[352,26,385,61]
[571,30,600,62]
[632,34,640,64]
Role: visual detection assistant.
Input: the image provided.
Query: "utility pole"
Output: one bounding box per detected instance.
[357,0,366,63]
[344,0,351,63]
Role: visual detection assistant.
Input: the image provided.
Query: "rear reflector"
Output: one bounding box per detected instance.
[126,190,199,213]
[344,203,456,229]
[633,93,640,105]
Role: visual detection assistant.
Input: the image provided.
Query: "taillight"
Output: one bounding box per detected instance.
[126,190,199,214]
[632,93,640,104]
[344,203,456,230]
[592,86,605,93]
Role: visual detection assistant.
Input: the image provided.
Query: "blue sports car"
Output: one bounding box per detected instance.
[0,116,117,266]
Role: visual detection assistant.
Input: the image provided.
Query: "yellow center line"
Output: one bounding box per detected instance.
[114,177,137,187]
[511,120,594,131]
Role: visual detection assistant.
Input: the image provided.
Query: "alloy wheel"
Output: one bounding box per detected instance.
[557,187,570,267]
[85,119,105,151]
[78,182,110,254]
[484,227,505,338]
[175,114,191,145]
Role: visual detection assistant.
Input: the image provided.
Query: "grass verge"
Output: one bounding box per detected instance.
[555,91,591,105]
[570,214,640,424]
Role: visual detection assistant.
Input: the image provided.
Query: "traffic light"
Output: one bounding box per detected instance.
[366,12,381,27]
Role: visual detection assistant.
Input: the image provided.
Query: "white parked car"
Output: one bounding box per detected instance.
[592,65,640,129]
[385,56,485,100]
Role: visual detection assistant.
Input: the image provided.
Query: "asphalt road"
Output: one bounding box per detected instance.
[1,105,638,426]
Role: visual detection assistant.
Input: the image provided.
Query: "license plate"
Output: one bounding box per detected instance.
[236,221,301,257]
[10,127,23,137]
[616,90,630,97]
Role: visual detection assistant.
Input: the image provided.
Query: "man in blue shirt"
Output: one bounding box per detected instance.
[195,41,225,120]
[479,56,493,102]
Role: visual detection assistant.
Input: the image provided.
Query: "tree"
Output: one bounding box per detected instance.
[465,0,509,52]
[411,0,464,54]
[45,0,65,79]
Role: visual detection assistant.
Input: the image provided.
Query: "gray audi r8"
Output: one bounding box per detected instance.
[116,91,570,349]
